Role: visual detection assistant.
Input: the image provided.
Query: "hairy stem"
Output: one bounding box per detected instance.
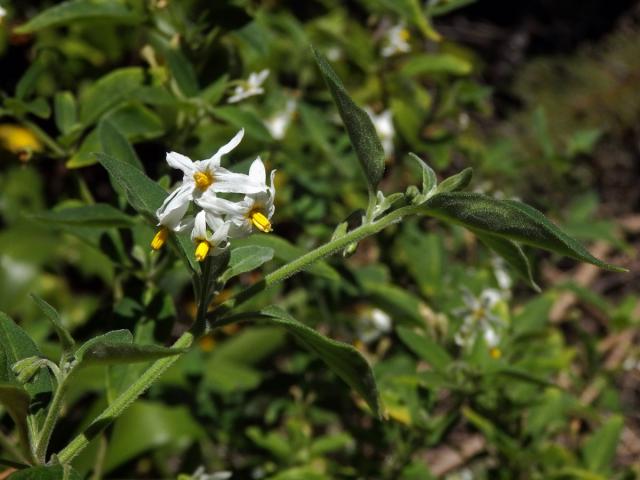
[35,373,69,463]
[222,204,417,312]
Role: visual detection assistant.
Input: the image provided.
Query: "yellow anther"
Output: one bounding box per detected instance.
[249,211,272,233]
[399,29,410,41]
[195,240,211,262]
[193,170,214,190]
[490,347,502,359]
[151,227,169,250]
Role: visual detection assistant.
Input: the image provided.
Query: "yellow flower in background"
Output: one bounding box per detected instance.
[0,124,42,161]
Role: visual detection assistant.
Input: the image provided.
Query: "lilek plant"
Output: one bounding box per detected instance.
[0,48,625,476]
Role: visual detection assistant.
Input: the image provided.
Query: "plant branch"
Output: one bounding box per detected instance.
[35,373,69,463]
[215,204,418,318]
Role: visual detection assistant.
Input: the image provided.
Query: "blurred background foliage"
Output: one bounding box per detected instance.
[0,0,638,478]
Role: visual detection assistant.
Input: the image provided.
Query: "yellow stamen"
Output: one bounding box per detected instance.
[399,29,410,41]
[249,211,272,233]
[195,240,210,262]
[151,227,169,250]
[490,347,502,359]
[193,170,214,190]
[0,124,42,157]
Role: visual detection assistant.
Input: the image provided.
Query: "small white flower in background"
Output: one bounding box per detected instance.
[227,69,270,104]
[0,5,6,24]
[381,23,411,57]
[182,466,232,480]
[365,108,395,156]
[454,288,506,349]
[356,307,392,344]
[265,99,296,140]
[198,157,276,237]
[491,257,513,292]
[151,131,276,261]
[326,46,343,62]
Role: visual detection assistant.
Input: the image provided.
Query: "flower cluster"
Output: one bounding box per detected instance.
[151,129,276,261]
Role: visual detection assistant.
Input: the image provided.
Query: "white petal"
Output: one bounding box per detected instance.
[191,210,208,241]
[166,151,194,175]
[248,157,266,185]
[197,194,247,217]
[204,129,244,167]
[211,221,231,244]
[211,168,265,194]
[255,69,270,84]
[156,183,192,229]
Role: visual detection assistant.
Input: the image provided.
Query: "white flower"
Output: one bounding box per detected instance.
[227,69,270,104]
[151,129,265,250]
[365,108,394,156]
[381,24,411,57]
[0,6,6,24]
[190,210,231,261]
[356,307,392,343]
[190,466,233,480]
[454,288,506,348]
[265,99,296,140]
[198,157,275,236]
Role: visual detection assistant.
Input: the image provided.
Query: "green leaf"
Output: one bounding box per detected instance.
[475,232,540,291]
[397,327,452,372]
[29,294,75,352]
[221,246,274,283]
[421,192,626,272]
[409,153,437,197]
[74,330,186,367]
[54,91,77,135]
[401,53,472,76]
[164,47,199,97]
[0,383,31,463]
[435,167,473,194]
[15,0,141,34]
[312,46,385,189]
[260,306,381,417]
[102,401,205,474]
[95,152,198,271]
[232,235,340,282]
[211,106,272,142]
[582,415,624,473]
[201,74,229,104]
[8,465,82,480]
[31,203,135,228]
[98,119,143,170]
[78,67,145,126]
[0,313,53,408]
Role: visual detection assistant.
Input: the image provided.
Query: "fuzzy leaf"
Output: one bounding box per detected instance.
[435,167,473,194]
[221,246,274,283]
[259,306,381,417]
[312,47,385,189]
[15,0,141,34]
[32,204,135,229]
[98,119,143,170]
[421,192,625,272]
[74,330,186,367]
[7,464,82,480]
[30,294,75,352]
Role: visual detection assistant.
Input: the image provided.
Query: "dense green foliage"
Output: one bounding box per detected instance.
[0,1,637,479]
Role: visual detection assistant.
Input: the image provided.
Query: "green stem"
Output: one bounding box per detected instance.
[35,374,69,463]
[219,204,418,314]
[56,332,194,464]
